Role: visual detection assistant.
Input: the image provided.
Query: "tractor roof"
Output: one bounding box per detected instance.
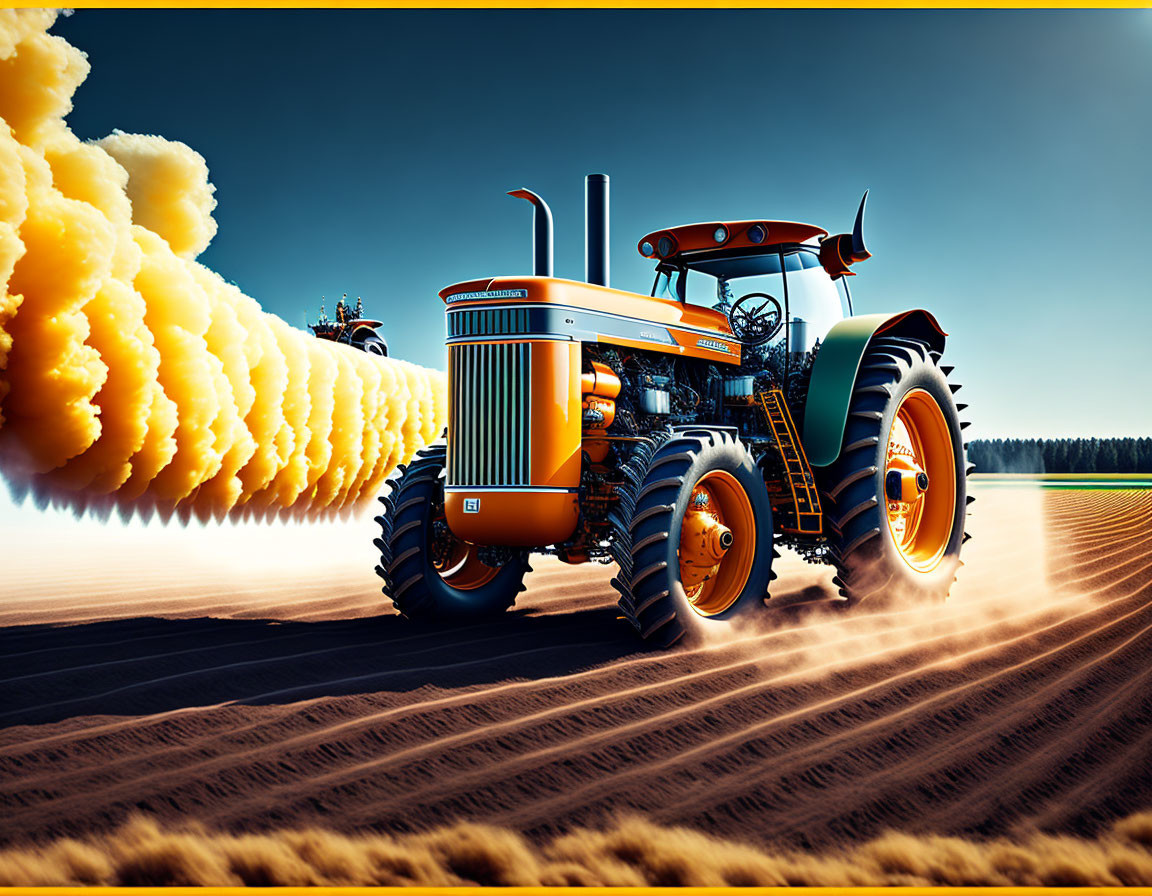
[637,220,828,264]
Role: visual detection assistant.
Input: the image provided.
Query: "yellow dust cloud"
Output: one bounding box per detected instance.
[0,11,445,522]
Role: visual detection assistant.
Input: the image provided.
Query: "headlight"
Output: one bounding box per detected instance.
[640,241,655,257]
[747,224,766,244]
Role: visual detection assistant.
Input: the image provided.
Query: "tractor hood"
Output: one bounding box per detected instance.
[439,276,741,365]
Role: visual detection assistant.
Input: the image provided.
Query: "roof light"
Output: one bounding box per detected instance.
[640,241,655,257]
[713,226,728,243]
[747,224,767,244]
[657,236,675,258]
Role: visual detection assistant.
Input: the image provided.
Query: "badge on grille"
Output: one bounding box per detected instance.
[463,498,481,513]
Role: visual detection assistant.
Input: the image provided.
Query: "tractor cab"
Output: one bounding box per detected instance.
[638,209,869,355]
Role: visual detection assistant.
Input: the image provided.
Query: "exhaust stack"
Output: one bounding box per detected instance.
[585,173,609,287]
[507,188,554,277]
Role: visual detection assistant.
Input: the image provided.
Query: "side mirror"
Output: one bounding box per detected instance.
[819,191,872,278]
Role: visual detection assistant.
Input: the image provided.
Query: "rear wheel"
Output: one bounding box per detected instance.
[610,430,777,647]
[357,333,388,356]
[821,336,970,605]
[374,444,529,621]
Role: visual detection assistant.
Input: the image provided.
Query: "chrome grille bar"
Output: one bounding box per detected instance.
[446,307,534,339]
[448,342,532,487]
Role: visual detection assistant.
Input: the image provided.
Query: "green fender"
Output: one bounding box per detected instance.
[801,310,947,468]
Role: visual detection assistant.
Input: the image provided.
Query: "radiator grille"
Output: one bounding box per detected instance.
[447,307,532,339]
[448,343,532,486]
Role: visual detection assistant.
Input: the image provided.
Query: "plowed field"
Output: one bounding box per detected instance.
[2,486,1150,853]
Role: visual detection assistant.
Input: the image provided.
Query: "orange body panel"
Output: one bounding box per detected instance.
[444,339,581,547]
[637,220,829,261]
[443,277,734,336]
[581,360,621,465]
[445,489,579,546]
[818,232,858,279]
[582,439,611,464]
[530,341,582,488]
[581,360,621,399]
[442,277,741,365]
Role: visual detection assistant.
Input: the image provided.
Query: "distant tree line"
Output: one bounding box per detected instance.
[967,438,1152,474]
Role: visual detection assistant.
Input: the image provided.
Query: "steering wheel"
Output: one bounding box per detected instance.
[729,293,783,346]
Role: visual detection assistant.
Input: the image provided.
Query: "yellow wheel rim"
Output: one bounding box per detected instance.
[678,470,756,616]
[884,388,956,572]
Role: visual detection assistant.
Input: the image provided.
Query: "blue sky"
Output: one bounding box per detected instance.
[46,9,1152,443]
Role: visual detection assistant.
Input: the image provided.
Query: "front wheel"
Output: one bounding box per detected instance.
[821,336,970,605]
[610,430,777,647]
[373,444,529,621]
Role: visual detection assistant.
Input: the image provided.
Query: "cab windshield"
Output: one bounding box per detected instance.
[651,243,849,347]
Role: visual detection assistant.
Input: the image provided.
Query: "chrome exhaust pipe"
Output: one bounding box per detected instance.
[507,187,553,277]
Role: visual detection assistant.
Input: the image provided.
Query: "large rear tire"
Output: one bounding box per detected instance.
[610,429,777,648]
[373,443,529,621]
[821,336,971,605]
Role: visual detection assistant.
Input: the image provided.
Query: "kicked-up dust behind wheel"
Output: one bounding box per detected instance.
[609,430,779,647]
[820,336,971,606]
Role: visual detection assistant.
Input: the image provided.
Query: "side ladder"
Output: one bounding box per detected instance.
[757,389,823,536]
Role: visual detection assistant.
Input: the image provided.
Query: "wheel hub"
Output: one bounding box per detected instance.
[677,470,756,616]
[429,500,500,591]
[680,488,733,590]
[884,389,956,572]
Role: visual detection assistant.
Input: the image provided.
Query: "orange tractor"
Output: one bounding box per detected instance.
[375,175,970,646]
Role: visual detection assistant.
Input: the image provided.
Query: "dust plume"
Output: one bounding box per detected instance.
[0,10,446,521]
[706,487,1076,674]
[2,812,1151,886]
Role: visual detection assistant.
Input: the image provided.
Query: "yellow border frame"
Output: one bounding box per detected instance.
[3,890,1152,895]
[2,8,1147,896]
[7,1,1152,8]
